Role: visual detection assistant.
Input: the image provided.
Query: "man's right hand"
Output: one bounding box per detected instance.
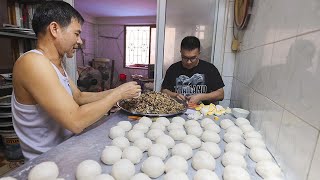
[176,93,186,101]
[115,81,142,99]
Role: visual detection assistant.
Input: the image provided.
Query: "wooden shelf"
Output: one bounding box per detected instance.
[0,31,36,39]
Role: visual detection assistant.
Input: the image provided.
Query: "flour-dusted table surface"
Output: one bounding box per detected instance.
[4,110,279,179]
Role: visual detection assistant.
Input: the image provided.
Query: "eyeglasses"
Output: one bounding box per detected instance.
[181,56,198,62]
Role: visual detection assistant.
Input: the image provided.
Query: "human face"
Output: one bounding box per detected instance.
[181,48,200,69]
[59,18,83,58]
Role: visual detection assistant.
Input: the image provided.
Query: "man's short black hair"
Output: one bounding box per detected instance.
[32,1,84,36]
[181,36,200,51]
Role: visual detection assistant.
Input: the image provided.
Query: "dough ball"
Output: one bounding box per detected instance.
[203,123,221,133]
[112,136,130,150]
[235,117,250,126]
[163,170,188,180]
[141,156,165,178]
[133,137,152,152]
[130,173,151,180]
[239,124,254,133]
[146,129,164,141]
[224,132,244,143]
[139,116,153,127]
[182,135,201,149]
[101,146,122,165]
[192,151,215,171]
[165,155,188,173]
[169,129,187,140]
[156,117,170,126]
[263,177,284,180]
[225,142,246,156]
[200,118,215,127]
[167,122,184,131]
[122,146,143,164]
[95,174,115,180]
[222,152,247,168]
[111,159,135,180]
[133,123,149,133]
[148,144,168,160]
[171,143,193,160]
[256,160,283,178]
[28,161,59,180]
[0,177,17,180]
[201,131,221,143]
[171,117,186,125]
[244,131,262,139]
[186,126,203,137]
[184,120,200,129]
[220,119,235,129]
[194,169,219,180]
[200,142,221,158]
[150,122,166,131]
[76,160,101,180]
[249,148,272,162]
[226,126,243,135]
[156,134,175,149]
[223,165,250,180]
[117,121,132,131]
[245,138,266,149]
[109,126,125,139]
[127,130,145,142]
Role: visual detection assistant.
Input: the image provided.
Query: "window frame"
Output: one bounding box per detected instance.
[124,24,156,69]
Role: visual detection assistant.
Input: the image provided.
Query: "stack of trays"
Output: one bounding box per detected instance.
[0,95,13,133]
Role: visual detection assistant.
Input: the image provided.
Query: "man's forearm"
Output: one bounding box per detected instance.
[75,90,114,105]
[161,89,178,98]
[201,88,224,102]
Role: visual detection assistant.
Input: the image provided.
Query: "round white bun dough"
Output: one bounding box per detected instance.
[133,123,149,133]
[28,161,59,180]
[184,120,200,129]
[194,169,219,180]
[182,135,201,149]
[201,131,221,143]
[220,119,235,129]
[76,160,101,180]
[200,142,221,158]
[156,134,175,149]
[226,126,243,135]
[225,142,246,156]
[192,151,216,171]
[111,136,130,150]
[117,121,132,131]
[249,148,272,162]
[222,151,247,168]
[139,116,153,127]
[171,116,186,125]
[163,170,188,180]
[203,123,221,133]
[245,138,266,149]
[122,146,143,164]
[101,146,122,165]
[169,129,187,140]
[156,117,170,126]
[256,160,283,178]
[146,129,164,141]
[0,177,17,180]
[223,165,250,180]
[141,156,165,178]
[235,117,250,126]
[186,126,203,137]
[171,143,193,160]
[148,144,168,160]
[150,122,166,131]
[109,126,125,139]
[200,118,214,127]
[133,137,152,152]
[111,159,135,180]
[130,173,151,180]
[224,132,243,143]
[165,156,188,173]
[95,174,115,180]
[244,131,262,139]
[239,124,255,133]
[167,122,184,131]
[127,130,145,142]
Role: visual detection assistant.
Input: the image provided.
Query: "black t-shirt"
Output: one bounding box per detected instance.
[162,60,224,103]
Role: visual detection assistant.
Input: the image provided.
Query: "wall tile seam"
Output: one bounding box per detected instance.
[232,76,320,130]
[306,131,320,180]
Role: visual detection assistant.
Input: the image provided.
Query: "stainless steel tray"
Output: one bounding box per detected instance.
[117,99,187,117]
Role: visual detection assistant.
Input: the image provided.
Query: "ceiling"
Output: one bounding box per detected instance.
[74,0,157,18]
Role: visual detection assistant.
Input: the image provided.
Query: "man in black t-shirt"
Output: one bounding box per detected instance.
[161,36,224,105]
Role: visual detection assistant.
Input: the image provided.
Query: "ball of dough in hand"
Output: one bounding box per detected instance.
[101,146,122,165]
[223,165,250,180]
[117,121,132,131]
[112,136,130,150]
[165,156,188,173]
[156,134,175,149]
[76,160,102,180]
[141,156,165,178]
[182,135,201,149]
[133,137,152,152]
[172,143,193,160]
[192,151,215,171]
[194,169,219,180]
[148,144,168,160]
[111,159,135,180]
[122,146,143,164]
[28,161,59,180]
[109,126,125,139]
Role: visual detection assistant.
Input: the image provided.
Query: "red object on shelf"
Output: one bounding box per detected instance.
[119,73,127,81]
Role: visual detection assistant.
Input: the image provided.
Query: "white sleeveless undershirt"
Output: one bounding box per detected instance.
[11,49,73,161]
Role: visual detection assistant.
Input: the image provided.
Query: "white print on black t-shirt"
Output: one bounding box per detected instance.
[174,73,207,96]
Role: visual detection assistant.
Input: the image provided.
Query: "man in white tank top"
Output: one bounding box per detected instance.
[11,1,141,161]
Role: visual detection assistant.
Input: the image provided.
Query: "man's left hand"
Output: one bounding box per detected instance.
[186,94,202,104]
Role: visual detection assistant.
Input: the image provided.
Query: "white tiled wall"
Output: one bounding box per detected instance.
[229,0,320,179]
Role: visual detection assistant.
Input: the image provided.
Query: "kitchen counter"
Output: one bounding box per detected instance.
[4,110,277,179]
